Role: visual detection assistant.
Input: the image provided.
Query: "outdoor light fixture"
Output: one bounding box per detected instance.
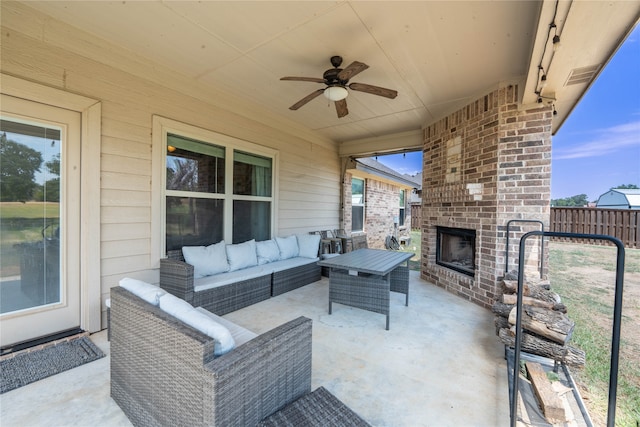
[323,86,348,101]
[540,74,548,88]
[552,34,561,52]
[532,3,567,113]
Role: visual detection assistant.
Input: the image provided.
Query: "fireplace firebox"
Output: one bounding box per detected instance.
[436,226,476,277]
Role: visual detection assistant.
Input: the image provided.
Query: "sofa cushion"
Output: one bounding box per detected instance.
[182,241,229,279]
[276,235,299,260]
[159,293,235,356]
[296,234,321,259]
[194,265,270,292]
[266,257,319,273]
[119,278,166,306]
[256,239,281,265]
[226,239,258,272]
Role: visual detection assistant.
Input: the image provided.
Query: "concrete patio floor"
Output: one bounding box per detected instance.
[0,271,510,426]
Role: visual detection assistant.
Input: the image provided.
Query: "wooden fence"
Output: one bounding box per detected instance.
[550,207,639,249]
[410,203,421,230]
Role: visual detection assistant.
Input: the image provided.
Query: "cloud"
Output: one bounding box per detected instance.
[553,120,640,160]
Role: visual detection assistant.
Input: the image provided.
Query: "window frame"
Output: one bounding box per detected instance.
[351,177,365,233]
[399,189,406,227]
[152,116,278,259]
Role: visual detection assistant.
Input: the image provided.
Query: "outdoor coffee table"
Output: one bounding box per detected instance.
[318,248,413,330]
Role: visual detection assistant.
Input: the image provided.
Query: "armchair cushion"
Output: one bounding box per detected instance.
[119,278,165,305]
[276,235,299,260]
[195,307,257,346]
[226,239,258,272]
[182,241,229,279]
[256,239,281,265]
[159,292,235,356]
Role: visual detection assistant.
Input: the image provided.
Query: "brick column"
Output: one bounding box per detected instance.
[421,85,552,308]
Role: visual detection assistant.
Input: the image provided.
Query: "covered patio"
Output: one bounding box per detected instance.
[1,272,509,426]
[1,1,638,425]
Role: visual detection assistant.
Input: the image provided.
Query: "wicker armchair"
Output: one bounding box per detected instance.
[110,286,312,427]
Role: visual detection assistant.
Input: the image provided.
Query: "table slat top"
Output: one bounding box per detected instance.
[317,249,414,275]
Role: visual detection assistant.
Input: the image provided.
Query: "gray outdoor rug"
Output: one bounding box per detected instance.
[0,336,105,394]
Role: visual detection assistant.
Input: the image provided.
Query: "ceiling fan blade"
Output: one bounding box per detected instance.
[335,99,349,118]
[280,76,326,83]
[349,82,398,99]
[289,89,325,110]
[337,61,369,81]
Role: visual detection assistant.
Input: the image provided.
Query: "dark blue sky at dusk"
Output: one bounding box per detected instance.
[377,25,639,202]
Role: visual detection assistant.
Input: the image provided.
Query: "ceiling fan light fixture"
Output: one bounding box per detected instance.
[324,85,348,101]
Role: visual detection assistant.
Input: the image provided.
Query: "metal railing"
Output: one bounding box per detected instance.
[509,231,625,427]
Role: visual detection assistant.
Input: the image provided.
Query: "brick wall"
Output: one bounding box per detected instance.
[365,179,401,249]
[421,85,552,308]
[344,173,403,249]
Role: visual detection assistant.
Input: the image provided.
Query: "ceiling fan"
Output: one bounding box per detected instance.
[280,56,398,118]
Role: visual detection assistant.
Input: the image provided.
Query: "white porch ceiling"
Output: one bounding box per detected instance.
[17,1,640,144]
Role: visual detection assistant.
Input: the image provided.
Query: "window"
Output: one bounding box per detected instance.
[165,134,225,250]
[352,177,364,232]
[156,118,276,253]
[1,119,63,312]
[232,151,272,243]
[399,189,406,227]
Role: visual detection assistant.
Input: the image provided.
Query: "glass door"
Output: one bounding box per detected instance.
[0,95,81,348]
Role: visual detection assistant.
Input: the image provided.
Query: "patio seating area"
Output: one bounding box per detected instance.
[0,271,509,426]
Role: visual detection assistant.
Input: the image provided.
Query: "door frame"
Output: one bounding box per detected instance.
[1,74,102,333]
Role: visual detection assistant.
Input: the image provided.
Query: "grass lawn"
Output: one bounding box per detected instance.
[1,202,59,277]
[548,241,640,427]
[1,201,60,219]
[398,229,421,270]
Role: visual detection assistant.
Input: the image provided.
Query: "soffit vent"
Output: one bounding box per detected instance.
[564,64,601,86]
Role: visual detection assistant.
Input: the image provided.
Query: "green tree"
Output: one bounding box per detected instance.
[612,184,639,189]
[0,133,43,202]
[167,158,197,191]
[33,153,60,202]
[45,154,60,176]
[551,194,589,207]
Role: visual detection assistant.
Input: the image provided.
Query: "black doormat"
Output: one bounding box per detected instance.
[0,335,105,394]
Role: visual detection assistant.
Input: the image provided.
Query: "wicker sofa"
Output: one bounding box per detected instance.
[110,285,313,426]
[160,235,322,315]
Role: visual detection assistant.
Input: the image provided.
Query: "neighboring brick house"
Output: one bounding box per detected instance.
[343,157,420,249]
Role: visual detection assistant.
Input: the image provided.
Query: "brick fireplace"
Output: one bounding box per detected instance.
[421,84,552,309]
[436,226,476,277]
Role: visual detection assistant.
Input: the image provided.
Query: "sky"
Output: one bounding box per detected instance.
[377,25,640,203]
